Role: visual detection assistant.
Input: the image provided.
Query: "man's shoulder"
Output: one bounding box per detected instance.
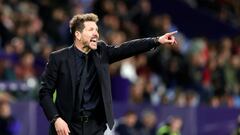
[97,40,108,47]
[48,46,73,63]
[97,40,116,50]
[50,46,72,56]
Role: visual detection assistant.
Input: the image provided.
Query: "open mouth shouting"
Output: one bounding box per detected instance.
[90,38,98,43]
[89,37,98,50]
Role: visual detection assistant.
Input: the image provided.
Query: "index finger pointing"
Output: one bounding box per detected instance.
[167,31,178,36]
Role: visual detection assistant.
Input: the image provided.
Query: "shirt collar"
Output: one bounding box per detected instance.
[74,45,86,58]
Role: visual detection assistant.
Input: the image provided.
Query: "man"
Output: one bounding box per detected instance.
[0,92,20,135]
[39,13,177,135]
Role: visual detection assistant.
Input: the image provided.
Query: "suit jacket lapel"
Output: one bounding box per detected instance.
[92,48,114,128]
[92,50,104,87]
[92,49,110,101]
[67,45,77,105]
[92,50,101,75]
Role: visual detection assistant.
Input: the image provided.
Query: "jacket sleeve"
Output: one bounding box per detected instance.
[39,53,59,121]
[105,38,159,64]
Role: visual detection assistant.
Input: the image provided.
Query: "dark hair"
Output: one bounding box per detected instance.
[69,13,98,35]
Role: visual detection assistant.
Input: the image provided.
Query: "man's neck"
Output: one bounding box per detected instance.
[74,41,91,54]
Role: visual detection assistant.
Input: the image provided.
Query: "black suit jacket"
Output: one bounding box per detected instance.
[39,38,158,130]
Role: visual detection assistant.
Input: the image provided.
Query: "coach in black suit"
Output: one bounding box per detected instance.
[39,13,177,135]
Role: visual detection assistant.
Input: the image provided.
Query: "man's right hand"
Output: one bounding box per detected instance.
[54,117,71,135]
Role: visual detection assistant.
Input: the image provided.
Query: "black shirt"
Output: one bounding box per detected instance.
[73,46,101,112]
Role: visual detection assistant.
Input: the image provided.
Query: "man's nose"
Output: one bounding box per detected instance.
[94,31,99,38]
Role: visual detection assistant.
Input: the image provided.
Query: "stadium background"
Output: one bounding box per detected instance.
[0,0,240,135]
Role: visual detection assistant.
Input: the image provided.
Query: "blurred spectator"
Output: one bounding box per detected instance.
[138,109,157,135]
[210,96,221,108]
[0,92,20,135]
[157,116,183,135]
[115,110,138,135]
[232,115,240,135]
[14,52,35,80]
[130,77,146,104]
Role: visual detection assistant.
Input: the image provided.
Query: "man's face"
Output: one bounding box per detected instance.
[78,21,99,50]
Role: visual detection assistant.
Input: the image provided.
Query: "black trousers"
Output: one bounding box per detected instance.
[49,117,107,135]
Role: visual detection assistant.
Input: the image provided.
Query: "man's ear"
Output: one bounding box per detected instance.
[75,31,81,41]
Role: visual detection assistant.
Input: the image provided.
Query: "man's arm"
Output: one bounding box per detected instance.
[106,31,177,64]
[39,53,59,121]
[106,38,158,64]
[39,53,71,135]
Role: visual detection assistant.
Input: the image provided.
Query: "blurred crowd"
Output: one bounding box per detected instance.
[184,0,240,27]
[113,110,182,135]
[0,0,240,109]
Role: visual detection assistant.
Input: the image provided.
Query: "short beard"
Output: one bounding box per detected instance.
[82,40,90,48]
[82,40,91,53]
